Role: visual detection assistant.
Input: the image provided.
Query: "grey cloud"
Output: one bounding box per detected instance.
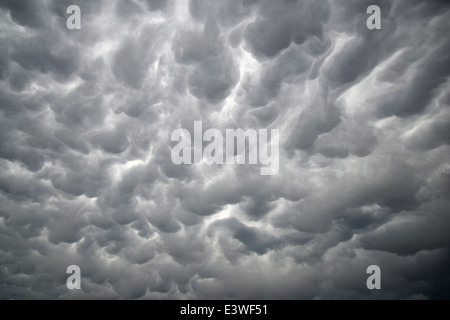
[173,19,240,104]
[286,98,342,151]
[239,196,275,220]
[0,0,46,28]
[188,53,240,104]
[111,25,164,90]
[239,45,311,108]
[142,0,169,12]
[91,129,129,154]
[10,36,80,83]
[404,112,450,151]
[244,0,330,59]
[376,43,450,118]
[359,200,450,256]
[0,0,449,300]
[209,217,283,255]
[113,43,147,90]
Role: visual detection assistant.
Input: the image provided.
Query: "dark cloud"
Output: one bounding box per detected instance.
[0,0,449,300]
[142,0,169,12]
[0,0,47,28]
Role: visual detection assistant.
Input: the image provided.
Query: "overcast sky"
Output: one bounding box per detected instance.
[0,0,449,299]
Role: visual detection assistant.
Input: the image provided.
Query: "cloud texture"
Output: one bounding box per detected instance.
[0,0,449,299]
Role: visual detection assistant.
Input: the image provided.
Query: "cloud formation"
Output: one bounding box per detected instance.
[0,0,449,299]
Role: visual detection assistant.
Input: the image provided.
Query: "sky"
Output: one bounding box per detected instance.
[0,0,449,299]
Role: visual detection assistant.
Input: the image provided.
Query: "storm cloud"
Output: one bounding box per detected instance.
[0,0,449,299]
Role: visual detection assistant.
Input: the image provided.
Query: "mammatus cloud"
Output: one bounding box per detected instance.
[0,0,449,299]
